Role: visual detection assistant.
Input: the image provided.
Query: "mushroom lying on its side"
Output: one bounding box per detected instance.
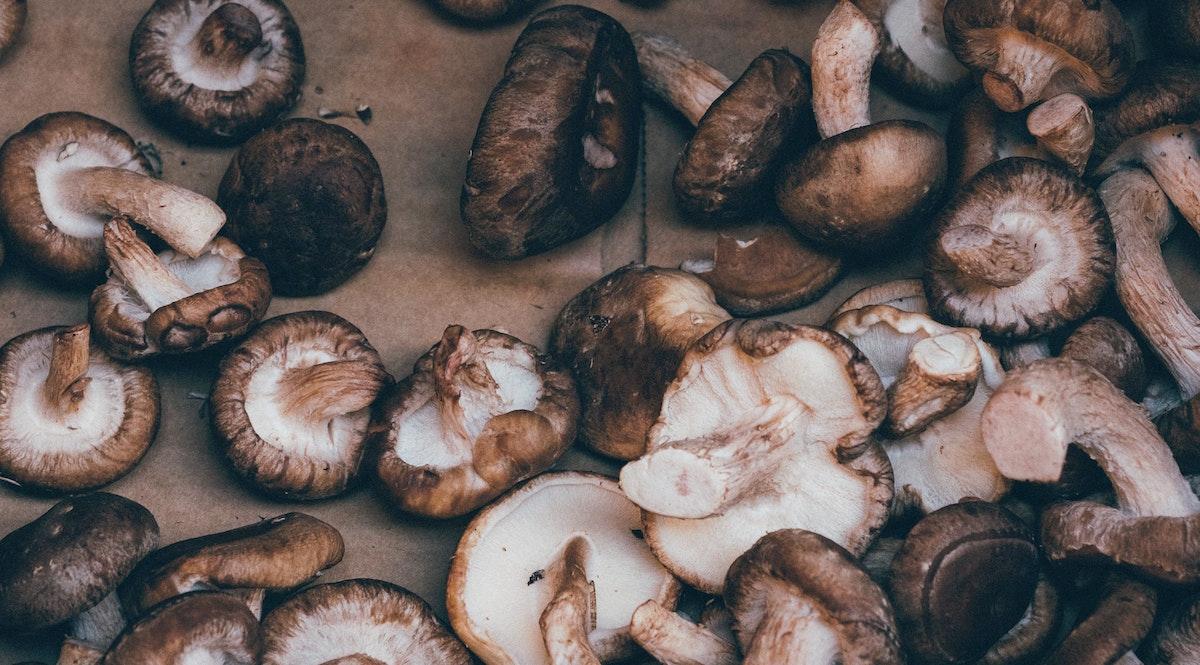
[831,278,927,319]
[102,591,260,665]
[856,0,968,107]
[0,0,26,58]
[1059,316,1148,401]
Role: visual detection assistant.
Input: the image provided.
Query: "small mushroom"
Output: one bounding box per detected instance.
[855,0,969,107]
[0,112,224,283]
[461,5,640,259]
[260,579,470,664]
[830,278,927,318]
[431,0,536,22]
[0,325,159,493]
[0,0,26,58]
[723,529,903,664]
[102,591,259,665]
[1059,316,1148,401]
[1144,590,1200,663]
[211,311,389,500]
[89,217,271,360]
[1044,574,1156,664]
[1150,2,1200,59]
[943,0,1135,112]
[129,0,305,143]
[447,472,680,665]
[628,599,739,665]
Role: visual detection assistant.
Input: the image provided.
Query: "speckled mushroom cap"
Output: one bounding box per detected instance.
[212,311,389,500]
[261,579,471,664]
[432,0,536,23]
[1093,60,1200,159]
[103,591,260,665]
[856,0,969,107]
[0,0,26,58]
[129,0,305,143]
[0,493,158,633]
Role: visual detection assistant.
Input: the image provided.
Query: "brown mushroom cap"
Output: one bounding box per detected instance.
[218,118,386,296]
[0,0,26,58]
[0,493,158,633]
[1144,590,1200,663]
[1150,1,1200,60]
[102,591,259,665]
[129,0,305,143]
[1044,574,1156,664]
[212,311,389,500]
[1060,316,1147,401]
[856,0,969,107]
[261,579,470,664]
[461,5,640,259]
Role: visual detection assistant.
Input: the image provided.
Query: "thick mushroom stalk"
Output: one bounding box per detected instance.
[1098,123,1200,235]
[102,218,192,312]
[633,33,731,127]
[1026,93,1094,175]
[190,3,265,79]
[277,360,387,423]
[979,37,1067,113]
[42,324,92,417]
[431,325,504,452]
[629,600,739,665]
[885,331,980,438]
[811,0,880,138]
[539,536,600,665]
[936,223,1035,288]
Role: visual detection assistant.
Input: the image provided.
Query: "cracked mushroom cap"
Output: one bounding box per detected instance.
[261,579,470,664]
[0,493,158,633]
[724,529,903,664]
[0,0,26,58]
[0,325,160,493]
[447,472,680,665]
[372,325,578,519]
[129,0,305,143]
[461,5,640,259]
[943,0,1134,112]
[620,318,893,594]
[856,0,969,107]
[212,311,389,500]
[1093,60,1200,159]
[1144,591,1200,664]
[102,591,259,665]
[550,264,728,460]
[1045,573,1156,665]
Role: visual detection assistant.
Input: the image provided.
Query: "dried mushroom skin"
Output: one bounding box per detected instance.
[372,325,578,518]
[212,311,389,500]
[129,0,305,143]
[102,591,260,665]
[856,0,969,107]
[0,0,26,58]
[461,5,641,259]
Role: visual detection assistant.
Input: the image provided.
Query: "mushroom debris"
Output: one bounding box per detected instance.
[372,325,579,518]
[447,472,680,665]
[0,325,160,493]
[619,319,893,593]
[129,0,305,143]
[0,0,25,58]
[101,591,260,665]
[211,311,390,500]
[856,0,968,107]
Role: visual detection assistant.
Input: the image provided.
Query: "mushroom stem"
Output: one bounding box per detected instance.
[432,325,502,453]
[979,33,1063,112]
[811,0,879,139]
[1099,124,1200,235]
[629,600,739,665]
[884,331,981,438]
[42,324,92,417]
[632,33,732,127]
[742,590,840,665]
[103,218,193,312]
[277,360,387,422]
[190,3,264,75]
[318,657,387,665]
[539,536,599,665]
[1026,93,1094,175]
[937,224,1036,287]
[58,167,224,257]
[58,592,126,665]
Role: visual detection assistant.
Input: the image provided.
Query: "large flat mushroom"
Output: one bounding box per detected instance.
[102,591,259,665]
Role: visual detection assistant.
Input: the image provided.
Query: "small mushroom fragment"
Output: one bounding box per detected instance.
[212,311,388,500]
[372,325,578,518]
[461,5,640,259]
[550,265,727,460]
[0,112,224,283]
[1060,316,1148,401]
[855,0,969,107]
[129,0,305,143]
[431,0,536,22]
[629,599,739,665]
[119,512,344,618]
[1144,591,1200,664]
[620,319,893,593]
[447,472,680,665]
[830,278,927,318]
[724,529,903,665]
[0,0,26,58]
[1044,574,1156,665]
[1025,93,1094,175]
[218,118,387,296]
[925,157,1114,340]
[260,579,470,664]
[102,591,259,665]
[943,0,1135,112]
[0,325,159,493]
[0,493,158,633]
[90,217,271,360]
[1150,2,1200,59]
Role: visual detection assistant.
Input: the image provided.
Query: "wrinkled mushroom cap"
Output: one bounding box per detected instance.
[1093,59,1200,159]
[103,591,260,665]
[856,0,969,107]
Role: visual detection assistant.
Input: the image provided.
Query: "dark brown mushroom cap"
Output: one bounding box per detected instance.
[724,529,903,664]
[431,0,535,22]
[261,579,471,664]
[1093,59,1200,159]
[461,4,641,259]
[129,0,305,143]
[0,493,158,632]
[212,311,389,500]
[0,0,26,57]
[889,501,1038,664]
[103,591,259,665]
[1150,1,1200,60]
[673,49,814,225]
[218,118,387,296]
[775,119,947,251]
[977,572,1061,664]
[1060,316,1147,401]
[1145,591,1200,663]
[118,512,344,617]
[855,0,970,107]
[1044,574,1156,665]
[0,326,160,493]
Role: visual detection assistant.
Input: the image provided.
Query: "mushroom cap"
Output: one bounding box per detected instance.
[447,471,680,665]
[1093,59,1200,159]
[673,49,814,224]
[775,119,947,251]
[925,157,1114,340]
[856,0,970,107]
[1144,591,1200,663]
[1150,1,1200,60]
[0,112,154,284]
[0,326,160,493]
[432,0,534,22]
[218,118,387,296]
[549,264,727,460]
[212,311,389,500]
[119,511,344,617]
[1045,574,1156,664]
[0,493,158,632]
[129,0,305,143]
[0,0,26,57]
[461,4,641,259]
[724,529,903,664]
[102,591,260,665]
[1060,316,1147,401]
[261,578,471,664]
[372,326,579,518]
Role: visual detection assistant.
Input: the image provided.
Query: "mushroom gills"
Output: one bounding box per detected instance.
[35,144,152,240]
[166,1,273,91]
[883,0,966,84]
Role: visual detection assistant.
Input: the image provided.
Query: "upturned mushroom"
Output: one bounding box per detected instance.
[0,0,25,58]
[461,5,640,259]
[855,0,969,107]
[431,0,535,22]
[1044,574,1157,664]
[129,0,305,143]
[628,599,739,665]
[90,217,271,360]
[0,112,224,283]
[620,319,893,593]
[372,325,578,518]
[211,311,389,500]
[1144,590,1200,663]
[102,591,260,665]
[0,325,159,493]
